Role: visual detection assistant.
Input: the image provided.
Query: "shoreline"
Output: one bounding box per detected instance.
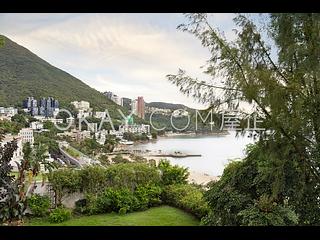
[105,153,220,185]
[115,133,226,185]
[144,156,220,185]
[159,130,230,138]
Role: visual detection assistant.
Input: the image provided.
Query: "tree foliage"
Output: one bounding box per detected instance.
[0,134,54,224]
[158,160,189,185]
[168,13,320,225]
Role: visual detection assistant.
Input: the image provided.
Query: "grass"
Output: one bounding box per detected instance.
[63,147,81,158]
[25,206,200,226]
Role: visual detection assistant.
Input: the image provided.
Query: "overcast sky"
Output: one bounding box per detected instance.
[0,13,242,109]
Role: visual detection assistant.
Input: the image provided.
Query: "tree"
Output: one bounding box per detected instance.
[0,133,20,224]
[0,135,55,225]
[168,13,320,225]
[11,114,28,128]
[158,160,189,185]
[104,135,119,153]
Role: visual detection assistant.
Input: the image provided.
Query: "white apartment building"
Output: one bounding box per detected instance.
[94,129,107,145]
[87,122,98,133]
[77,109,92,119]
[18,128,34,145]
[53,108,60,118]
[66,117,75,124]
[30,121,44,130]
[145,106,172,115]
[0,107,18,117]
[172,109,189,118]
[75,130,91,141]
[131,99,138,115]
[71,101,90,110]
[94,111,107,119]
[33,116,63,124]
[119,124,150,134]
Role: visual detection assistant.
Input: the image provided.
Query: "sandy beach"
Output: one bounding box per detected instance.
[188,171,220,185]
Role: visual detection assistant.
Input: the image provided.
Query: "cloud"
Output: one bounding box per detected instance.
[0,13,237,109]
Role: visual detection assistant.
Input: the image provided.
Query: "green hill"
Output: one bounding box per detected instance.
[0,35,124,118]
[146,102,193,111]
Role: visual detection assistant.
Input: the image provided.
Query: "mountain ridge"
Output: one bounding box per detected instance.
[0,35,123,116]
[146,101,193,111]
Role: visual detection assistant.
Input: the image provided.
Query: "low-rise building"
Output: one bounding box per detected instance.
[95,129,108,145]
[18,128,34,145]
[119,124,150,134]
[77,109,92,119]
[71,101,91,111]
[0,107,18,117]
[172,109,189,118]
[33,116,63,124]
[94,111,107,119]
[75,130,91,141]
[66,117,75,124]
[30,121,44,130]
[87,122,98,133]
[145,106,172,115]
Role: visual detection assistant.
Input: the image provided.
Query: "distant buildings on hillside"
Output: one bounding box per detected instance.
[23,96,59,117]
[121,97,132,110]
[71,100,90,111]
[0,107,18,118]
[71,101,92,119]
[132,96,145,119]
[119,123,150,134]
[104,91,122,105]
[104,91,145,119]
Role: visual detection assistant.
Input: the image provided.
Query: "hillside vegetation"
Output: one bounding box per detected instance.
[0,35,125,118]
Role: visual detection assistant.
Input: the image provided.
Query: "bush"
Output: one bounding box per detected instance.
[48,207,71,223]
[96,188,139,213]
[74,199,87,214]
[112,154,130,164]
[27,194,51,217]
[104,163,161,190]
[158,160,189,185]
[162,184,209,219]
[79,166,107,194]
[134,184,162,209]
[79,194,101,215]
[118,207,127,215]
[48,168,81,207]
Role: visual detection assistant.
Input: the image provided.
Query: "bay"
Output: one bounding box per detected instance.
[126,131,255,176]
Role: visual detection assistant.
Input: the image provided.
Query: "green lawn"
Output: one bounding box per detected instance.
[25,206,200,226]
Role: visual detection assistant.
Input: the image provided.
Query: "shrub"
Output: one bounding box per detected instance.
[79,166,107,194]
[48,168,81,207]
[96,188,139,213]
[74,199,87,214]
[104,163,161,190]
[162,184,209,219]
[27,194,51,217]
[80,194,101,215]
[112,154,130,164]
[48,207,71,223]
[134,184,162,209]
[118,207,127,215]
[158,160,189,185]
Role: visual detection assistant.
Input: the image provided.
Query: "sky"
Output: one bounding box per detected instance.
[0,13,243,109]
